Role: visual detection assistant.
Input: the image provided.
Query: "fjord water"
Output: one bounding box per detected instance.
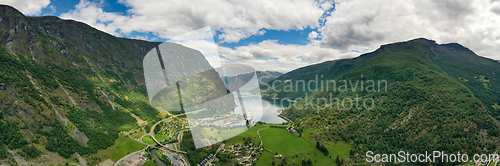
[231,91,286,124]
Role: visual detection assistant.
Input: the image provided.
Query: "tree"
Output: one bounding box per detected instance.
[242,147,247,156]
[20,145,41,159]
[315,142,329,156]
[301,158,313,166]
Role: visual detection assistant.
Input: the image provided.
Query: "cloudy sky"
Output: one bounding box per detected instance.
[2,0,500,72]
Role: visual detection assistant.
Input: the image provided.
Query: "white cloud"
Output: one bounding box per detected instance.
[48,5,56,14]
[131,35,157,41]
[60,0,127,36]
[58,0,500,73]
[0,0,51,15]
[60,0,334,43]
[218,40,359,72]
[168,27,223,68]
[319,0,500,60]
[308,31,319,41]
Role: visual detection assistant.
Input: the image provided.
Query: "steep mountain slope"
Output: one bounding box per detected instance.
[0,5,221,165]
[261,49,379,100]
[425,42,500,120]
[269,38,500,165]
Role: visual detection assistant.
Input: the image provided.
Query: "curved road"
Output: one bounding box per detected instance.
[148,112,190,166]
[116,112,190,166]
[117,109,210,166]
[113,147,148,166]
[145,113,187,154]
[256,127,267,147]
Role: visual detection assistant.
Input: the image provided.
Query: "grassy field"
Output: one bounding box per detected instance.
[260,127,313,155]
[224,124,268,145]
[227,124,353,166]
[142,160,155,166]
[142,136,156,145]
[255,150,276,165]
[199,126,247,142]
[222,123,352,165]
[131,132,145,139]
[274,128,351,165]
[154,134,170,142]
[93,136,146,162]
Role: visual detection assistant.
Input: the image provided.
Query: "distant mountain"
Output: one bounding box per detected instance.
[265,38,500,165]
[256,71,283,83]
[222,70,282,93]
[1,3,500,165]
[257,70,283,77]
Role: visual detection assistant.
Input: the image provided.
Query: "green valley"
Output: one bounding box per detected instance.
[0,2,499,166]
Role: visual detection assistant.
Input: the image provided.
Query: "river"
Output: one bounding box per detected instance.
[150,149,167,166]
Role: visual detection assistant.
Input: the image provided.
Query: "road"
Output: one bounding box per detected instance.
[116,109,212,166]
[256,127,267,147]
[148,112,190,166]
[116,112,189,166]
[113,147,148,166]
[145,108,208,152]
[256,126,274,153]
[144,112,187,154]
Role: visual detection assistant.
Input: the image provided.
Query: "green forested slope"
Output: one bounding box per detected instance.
[273,38,500,165]
[0,4,165,164]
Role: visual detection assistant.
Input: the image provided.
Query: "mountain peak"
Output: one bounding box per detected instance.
[407,38,472,52]
[0,4,24,17]
[377,37,438,53]
[376,37,477,57]
[409,37,436,43]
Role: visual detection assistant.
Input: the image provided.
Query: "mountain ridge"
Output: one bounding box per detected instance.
[1,4,500,165]
[0,4,172,165]
[268,37,500,165]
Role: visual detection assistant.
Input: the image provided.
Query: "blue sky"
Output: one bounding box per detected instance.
[3,0,500,72]
[33,0,322,48]
[34,0,340,72]
[39,0,324,50]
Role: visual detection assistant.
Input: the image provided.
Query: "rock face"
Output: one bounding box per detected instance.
[0,5,237,163]
[0,4,159,134]
[0,5,157,72]
[0,5,232,164]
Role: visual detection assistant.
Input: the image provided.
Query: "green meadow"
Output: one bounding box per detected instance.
[142,136,156,145]
[131,132,145,139]
[93,136,146,162]
[199,126,247,142]
[142,160,156,166]
[255,150,276,165]
[225,123,352,165]
[154,134,170,142]
[224,124,268,145]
